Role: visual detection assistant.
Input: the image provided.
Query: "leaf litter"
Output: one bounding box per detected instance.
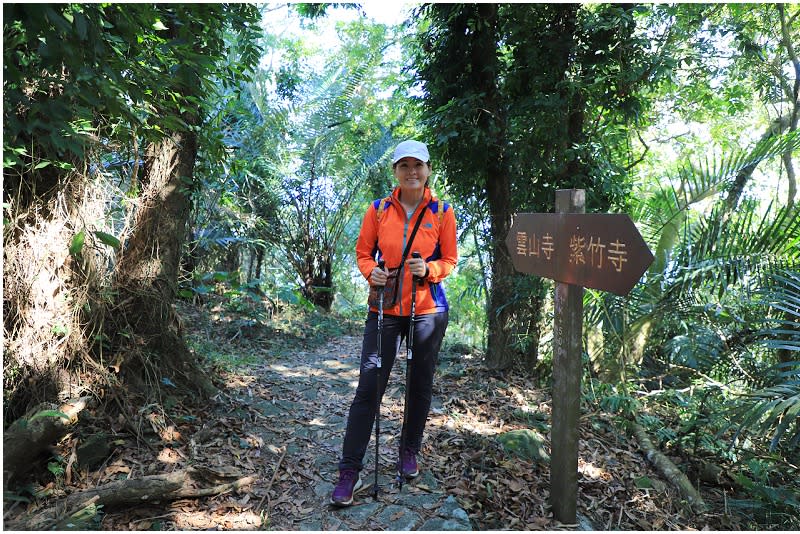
[8,297,750,530]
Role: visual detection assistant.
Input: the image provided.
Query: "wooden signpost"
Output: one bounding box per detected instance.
[504,189,654,524]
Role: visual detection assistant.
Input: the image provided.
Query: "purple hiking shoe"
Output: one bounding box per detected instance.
[330,469,362,506]
[398,448,419,479]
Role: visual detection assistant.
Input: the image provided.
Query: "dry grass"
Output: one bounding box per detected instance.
[3,166,123,422]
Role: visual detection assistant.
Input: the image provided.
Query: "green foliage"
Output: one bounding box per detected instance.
[734,377,800,451]
[4,3,263,190]
[293,3,359,20]
[5,4,146,167]
[442,240,489,350]
[190,9,415,312]
[633,385,739,462]
[274,51,398,302]
[415,3,658,213]
[585,379,641,417]
[584,127,800,386]
[47,458,65,478]
[729,457,800,529]
[593,268,800,526]
[413,4,671,366]
[583,119,798,530]
[5,4,799,526]
[664,326,724,371]
[189,337,263,373]
[69,230,86,257]
[727,271,800,452]
[93,231,120,250]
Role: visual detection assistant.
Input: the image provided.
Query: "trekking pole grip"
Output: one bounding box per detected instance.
[375,260,386,288]
[411,252,424,285]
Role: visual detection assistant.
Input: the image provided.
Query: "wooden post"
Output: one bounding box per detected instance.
[550,189,585,524]
[505,188,653,523]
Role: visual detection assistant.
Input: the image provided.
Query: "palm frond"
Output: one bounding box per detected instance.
[667,202,800,298]
[634,130,800,275]
[728,270,800,452]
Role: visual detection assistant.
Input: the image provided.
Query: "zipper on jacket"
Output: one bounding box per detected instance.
[397,202,411,316]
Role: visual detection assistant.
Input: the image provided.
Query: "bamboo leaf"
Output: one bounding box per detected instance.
[69,229,86,256]
[94,231,120,249]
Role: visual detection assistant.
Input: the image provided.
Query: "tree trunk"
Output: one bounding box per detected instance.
[299,251,334,311]
[486,179,516,370]
[222,244,240,273]
[112,121,213,394]
[466,3,515,371]
[782,145,797,211]
[778,3,799,209]
[724,115,791,211]
[522,278,546,372]
[254,247,265,280]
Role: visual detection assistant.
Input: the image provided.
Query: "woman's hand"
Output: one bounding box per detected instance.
[405,255,428,278]
[371,264,388,286]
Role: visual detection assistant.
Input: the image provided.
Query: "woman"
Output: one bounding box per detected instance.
[330,140,458,506]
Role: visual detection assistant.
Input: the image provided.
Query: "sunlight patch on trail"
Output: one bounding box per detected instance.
[171,508,263,530]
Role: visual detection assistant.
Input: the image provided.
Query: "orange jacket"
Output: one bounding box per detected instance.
[356,186,458,316]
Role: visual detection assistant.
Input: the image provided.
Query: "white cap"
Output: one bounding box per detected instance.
[392,140,430,164]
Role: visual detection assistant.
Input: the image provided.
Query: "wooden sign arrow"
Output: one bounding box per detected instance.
[505,212,654,295]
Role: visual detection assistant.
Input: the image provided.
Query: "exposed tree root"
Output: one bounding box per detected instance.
[629,420,707,514]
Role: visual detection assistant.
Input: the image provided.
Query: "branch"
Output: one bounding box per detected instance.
[11,467,255,530]
[624,130,651,172]
[778,4,799,208]
[778,4,800,106]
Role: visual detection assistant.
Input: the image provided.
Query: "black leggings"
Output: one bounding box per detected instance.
[338,310,448,472]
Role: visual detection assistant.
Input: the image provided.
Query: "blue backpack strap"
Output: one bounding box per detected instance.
[429,197,447,225]
[375,197,391,222]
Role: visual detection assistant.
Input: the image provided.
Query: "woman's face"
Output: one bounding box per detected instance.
[393,157,431,193]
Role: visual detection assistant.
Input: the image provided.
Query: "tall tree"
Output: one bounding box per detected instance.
[3,4,174,417]
[413,4,516,369]
[644,4,799,210]
[587,3,800,380]
[109,4,262,389]
[414,4,654,369]
[2,4,262,420]
[224,10,412,310]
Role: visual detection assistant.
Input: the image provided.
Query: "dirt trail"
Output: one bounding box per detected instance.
[87,325,471,531]
[32,301,739,531]
[201,327,739,531]
[212,334,472,531]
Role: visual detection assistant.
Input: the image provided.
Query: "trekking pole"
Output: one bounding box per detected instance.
[397,251,422,492]
[372,259,386,500]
